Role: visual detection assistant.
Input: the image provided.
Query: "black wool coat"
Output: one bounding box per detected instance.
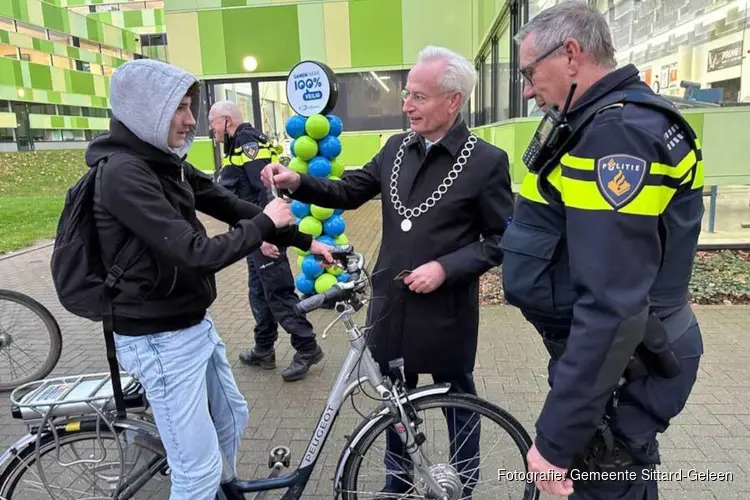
[291,116,514,374]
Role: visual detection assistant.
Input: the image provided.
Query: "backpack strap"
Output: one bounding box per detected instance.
[95,154,148,420]
[102,237,146,419]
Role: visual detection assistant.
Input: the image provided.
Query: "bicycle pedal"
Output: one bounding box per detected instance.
[268,445,291,469]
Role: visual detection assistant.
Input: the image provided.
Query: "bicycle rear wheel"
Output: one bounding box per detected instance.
[0,289,63,391]
[0,424,170,499]
[338,392,540,500]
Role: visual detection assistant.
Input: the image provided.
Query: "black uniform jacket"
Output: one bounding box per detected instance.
[500,64,705,468]
[290,115,514,374]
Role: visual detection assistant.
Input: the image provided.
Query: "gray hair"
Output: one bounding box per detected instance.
[515,1,616,69]
[209,100,243,123]
[416,45,476,107]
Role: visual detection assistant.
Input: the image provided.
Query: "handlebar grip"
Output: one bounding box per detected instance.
[294,284,349,315]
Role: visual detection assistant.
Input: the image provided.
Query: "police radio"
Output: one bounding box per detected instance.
[522,81,578,173]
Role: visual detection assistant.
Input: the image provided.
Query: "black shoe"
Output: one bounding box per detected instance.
[282,346,324,381]
[239,347,276,369]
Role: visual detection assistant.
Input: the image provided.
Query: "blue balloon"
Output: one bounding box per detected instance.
[301,255,323,280]
[326,115,343,137]
[295,274,315,294]
[289,138,296,157]
[291,200,310,219]
[308,156,332,178]
[333,208,344,216]
[317,235,336,247]
[337,272,350,283]
[323,215,346,238]
[295,217,301,225]
[285,115,307,139]
[318,136,342,159]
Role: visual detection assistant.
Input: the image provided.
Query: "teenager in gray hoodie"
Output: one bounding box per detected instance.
[88,59,332,499]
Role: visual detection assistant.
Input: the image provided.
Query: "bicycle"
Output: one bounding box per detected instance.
[0,246,539,499]
[0,289,63,392]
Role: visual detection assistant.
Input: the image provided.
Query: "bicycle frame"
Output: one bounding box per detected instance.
[222,301,451,499]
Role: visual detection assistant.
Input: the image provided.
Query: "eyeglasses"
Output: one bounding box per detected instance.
[401,89,455,104]
[519,41,564,84]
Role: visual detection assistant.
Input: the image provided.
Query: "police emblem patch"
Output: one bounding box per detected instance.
[242,142,259,160]
[596,154,647,209]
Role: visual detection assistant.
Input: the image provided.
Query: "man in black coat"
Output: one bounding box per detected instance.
[263,45,514,497]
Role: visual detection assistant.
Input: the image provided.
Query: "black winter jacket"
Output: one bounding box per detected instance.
[88,119,312,335]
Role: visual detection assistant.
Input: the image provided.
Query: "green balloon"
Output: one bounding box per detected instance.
[305,114,330,140]
[293,246,310,256]
[330,157,345,178]
[334,233,349,245]
[298,216,322,237]
[310,204,334,221]
[289,157,308,174]
[315,273,338,293]
[294,136,318,161]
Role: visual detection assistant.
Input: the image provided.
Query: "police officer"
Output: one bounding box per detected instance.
[502,3,704,498]
[208,100,324,382]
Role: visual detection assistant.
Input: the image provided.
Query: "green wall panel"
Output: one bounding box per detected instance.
[51,116,65,128]
[0,31,8,44]
[86,16,103,42]
[69,71,95,95]
[0,112,16,128]
[0,59,17,86]
[222,0,246,6]
[123,10,143,29]
[349,0,402,67]
[29,64,53,91]
[0,2,12,18]
[197,10,226,75]
[42,1,66,33]
[401,0,473,63]
[222,6,300,74]
[10,0,29,21]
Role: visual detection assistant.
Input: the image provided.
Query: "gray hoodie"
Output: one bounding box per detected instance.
[108,59,200,159]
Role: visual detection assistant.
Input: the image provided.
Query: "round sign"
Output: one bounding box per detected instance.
[286,60,339,117]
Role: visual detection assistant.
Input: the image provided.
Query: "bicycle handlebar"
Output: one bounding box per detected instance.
[294,245,366,315]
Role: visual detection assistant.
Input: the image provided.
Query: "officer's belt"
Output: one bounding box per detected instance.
[525,302,694,345]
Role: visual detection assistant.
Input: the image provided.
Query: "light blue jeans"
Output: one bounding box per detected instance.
[114,314,249,500]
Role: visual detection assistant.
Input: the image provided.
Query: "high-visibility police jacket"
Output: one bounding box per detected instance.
[500,64,705,468]
[219,123,278,207]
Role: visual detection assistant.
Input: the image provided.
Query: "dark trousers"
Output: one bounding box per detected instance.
[540,324,702,500]
[384,372,481,496]
[246,248,317,353]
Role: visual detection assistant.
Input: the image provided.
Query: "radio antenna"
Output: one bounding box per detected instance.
[561,81,577,117]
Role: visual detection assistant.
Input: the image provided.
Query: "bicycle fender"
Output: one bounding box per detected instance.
[332,384,451,494]
[0,432,39,472]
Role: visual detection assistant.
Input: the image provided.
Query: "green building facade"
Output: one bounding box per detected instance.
[0,0,166,151]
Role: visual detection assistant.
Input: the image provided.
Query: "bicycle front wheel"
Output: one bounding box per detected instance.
[0,290,63,391]
[338,392,540,500]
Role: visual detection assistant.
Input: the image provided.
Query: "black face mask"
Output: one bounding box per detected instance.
[522,81,578,173]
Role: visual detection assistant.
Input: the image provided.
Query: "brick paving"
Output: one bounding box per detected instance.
[0,198,749,498]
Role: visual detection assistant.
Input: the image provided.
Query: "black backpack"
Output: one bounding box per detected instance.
[50,155,144,418]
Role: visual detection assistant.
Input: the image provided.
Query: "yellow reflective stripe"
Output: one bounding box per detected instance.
[519,172,548,204]
[222,156,231,166]
[650,150,695,179]
[560,176,676,215]
[560,154,594,171]
[256,148,272,160]
[548,165,563,191]
[692,160,704,189]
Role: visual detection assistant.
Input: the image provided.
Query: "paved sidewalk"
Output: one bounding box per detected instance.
[0,199,749,499]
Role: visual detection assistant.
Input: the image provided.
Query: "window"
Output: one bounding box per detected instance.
[15,21,47,40]
[47,30,71,45]
[61,129,86,141]
[101,45,121,59]
[79,40,100,54]
[51,55,74,70]
[59,106,82,116]
[0,16,14,32]
[333,70,407,131]
[0,100,10,112]
[81,107,108,118]
[19,48,51,66]
[31,129,61,142]
[0,128,14,142]
[28,103,57,115]
[0,43,18,59]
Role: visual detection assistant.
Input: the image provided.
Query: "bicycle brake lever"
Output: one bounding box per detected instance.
[322,310,346,339]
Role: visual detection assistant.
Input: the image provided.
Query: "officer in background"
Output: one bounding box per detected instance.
[502,3,704,498]
[208,100,324,382]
